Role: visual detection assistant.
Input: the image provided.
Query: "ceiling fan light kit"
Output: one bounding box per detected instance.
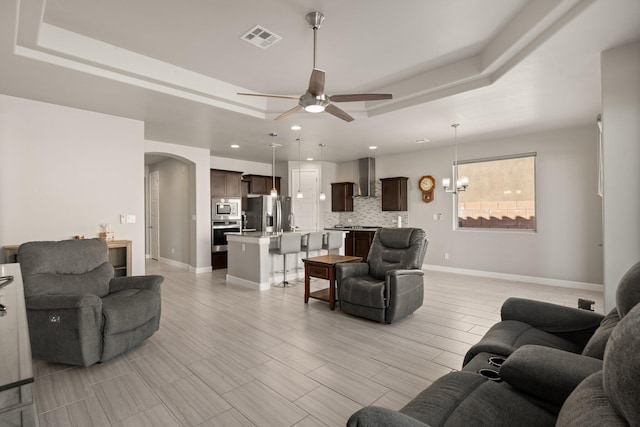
[238,12,392,122]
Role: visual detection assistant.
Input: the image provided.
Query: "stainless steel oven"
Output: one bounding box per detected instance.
[212,221,241,252]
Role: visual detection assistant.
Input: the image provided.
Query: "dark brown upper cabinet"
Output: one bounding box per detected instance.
[381,177,408,211]
[211,169,242,197]
[243,174,281,195]
[331,182,354,212]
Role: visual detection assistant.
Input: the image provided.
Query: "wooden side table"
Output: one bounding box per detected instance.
[303,255,362,310]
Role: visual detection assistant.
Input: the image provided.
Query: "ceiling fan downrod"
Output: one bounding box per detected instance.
[306,12,324,69]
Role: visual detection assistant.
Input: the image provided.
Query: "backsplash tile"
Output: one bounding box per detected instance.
[323,182,410,228]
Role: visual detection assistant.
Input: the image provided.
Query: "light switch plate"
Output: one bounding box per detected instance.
[120,214,126,224]
[126,214,136,223]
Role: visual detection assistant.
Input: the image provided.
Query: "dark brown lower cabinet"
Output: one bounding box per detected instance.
[212,251,227,269]
[344,230,376,261]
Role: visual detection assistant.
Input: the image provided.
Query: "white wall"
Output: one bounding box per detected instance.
[601,40,640,311]
[339,125,603,285]
[146,140,211,272]
[0,94,146,274]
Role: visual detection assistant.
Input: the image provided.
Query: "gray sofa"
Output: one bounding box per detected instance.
[18,239,163,366]
[336,228,428,324]
[463,260,640,366]
[347,302,640,426]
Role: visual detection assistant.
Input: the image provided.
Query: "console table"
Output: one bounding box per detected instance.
[303,255,362,310]
[0,264,38,426]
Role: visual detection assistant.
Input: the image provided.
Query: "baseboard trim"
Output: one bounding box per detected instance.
[422,264,603,292]
[158,257,212,274]
[158,257,190,271]
[226,274,271,291]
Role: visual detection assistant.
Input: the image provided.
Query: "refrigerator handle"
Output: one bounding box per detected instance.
[276,198,282,233]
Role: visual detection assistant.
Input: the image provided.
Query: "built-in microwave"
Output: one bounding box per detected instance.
[212,198,241,221]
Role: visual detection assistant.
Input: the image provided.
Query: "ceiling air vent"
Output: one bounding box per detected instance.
[241,25,282,49]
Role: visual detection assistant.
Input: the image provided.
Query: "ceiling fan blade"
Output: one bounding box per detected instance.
[275,105,304,121]
[308,69,325,96]
[329,93,393,102]
[237,92,299,100]
[325,104,354,122]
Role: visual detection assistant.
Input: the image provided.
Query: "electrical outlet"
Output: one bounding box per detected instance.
[171,248,175,254]
[444,253,449,260]
[126,214,136,223]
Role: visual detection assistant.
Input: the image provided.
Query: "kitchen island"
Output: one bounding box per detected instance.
[226,231,347,290]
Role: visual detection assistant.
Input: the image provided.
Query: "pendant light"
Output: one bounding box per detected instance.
[296,138,304,199]
[319,143,326,201]
[442,124,469,194]
[269,132,278,197]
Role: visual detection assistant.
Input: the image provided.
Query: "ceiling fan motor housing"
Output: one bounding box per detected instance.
[306,12,325,29]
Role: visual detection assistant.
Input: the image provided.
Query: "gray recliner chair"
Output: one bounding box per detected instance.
[463,260,640,366]
[335,228,428,324]
[18,239,163,367]
[347,302,640,426]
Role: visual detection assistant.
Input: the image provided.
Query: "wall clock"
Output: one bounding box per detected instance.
[419,175,435,203]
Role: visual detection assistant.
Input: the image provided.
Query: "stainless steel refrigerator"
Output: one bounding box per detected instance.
[245,195,293,233]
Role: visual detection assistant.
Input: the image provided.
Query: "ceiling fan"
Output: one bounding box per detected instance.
[238,12,392,122]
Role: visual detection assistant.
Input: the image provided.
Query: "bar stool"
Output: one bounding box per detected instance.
[322,230,343,255]
[270,233,302,287]
[302,231,325,259]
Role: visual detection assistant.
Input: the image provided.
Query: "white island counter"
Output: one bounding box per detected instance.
[226,231,346,290]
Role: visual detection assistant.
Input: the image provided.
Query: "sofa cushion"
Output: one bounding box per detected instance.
[400,371,556,427]
[581,308,620,358]
[102,289,160,335]
[615,260,640,317]
[603,303,640,423]
[556,373,626,426]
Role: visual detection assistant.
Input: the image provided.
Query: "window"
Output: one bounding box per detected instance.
[457,153,536,230]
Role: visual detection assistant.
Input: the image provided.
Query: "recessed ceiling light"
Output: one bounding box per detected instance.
[415,138,430,144]
[230,144,240,148]
[306,157,314,161]
[291,125,302,131]
[369,146,377,150]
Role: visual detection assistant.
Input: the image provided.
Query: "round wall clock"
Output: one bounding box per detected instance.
[418,175,435,203]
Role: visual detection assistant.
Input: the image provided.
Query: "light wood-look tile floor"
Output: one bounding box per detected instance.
[33,261,603,426]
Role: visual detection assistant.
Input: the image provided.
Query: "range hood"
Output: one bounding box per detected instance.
[355,157,376,197]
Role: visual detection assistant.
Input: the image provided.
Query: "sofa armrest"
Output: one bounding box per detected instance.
[500,345,603,406]
[348,406,431,427]
[502,297,604,334]
[336,262,370,282]
[26,294,102,310]
[109,275,163,294]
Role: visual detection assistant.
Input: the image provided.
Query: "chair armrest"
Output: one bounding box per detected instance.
[501,297,604,334]
[26,294,102,310]
[109,275,164,294]
[336,262,370,282]
[500,345,603,406]
[348,406,431,427]
[387,269,425,278]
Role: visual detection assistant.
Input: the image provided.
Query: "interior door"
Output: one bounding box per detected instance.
[149,170,160,260]
[291,169,318,231]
